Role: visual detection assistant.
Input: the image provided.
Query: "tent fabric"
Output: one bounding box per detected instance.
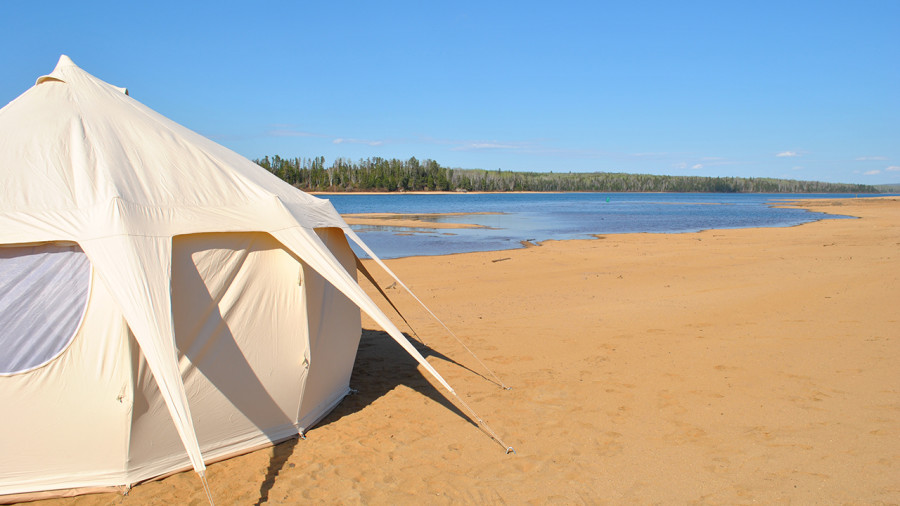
[0,56,455,499]
[78,234,205,472]
[271,226,454,393]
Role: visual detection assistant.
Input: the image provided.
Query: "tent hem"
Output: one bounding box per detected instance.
[0,485,128,504]
[297,386,351,434]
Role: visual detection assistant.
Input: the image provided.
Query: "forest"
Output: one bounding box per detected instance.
[254,155,881,194]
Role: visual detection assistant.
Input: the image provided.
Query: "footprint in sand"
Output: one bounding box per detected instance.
[663,426,707,445]
[596,431,625,457]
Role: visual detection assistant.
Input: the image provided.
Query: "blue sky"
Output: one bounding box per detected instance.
[2,1,898,184]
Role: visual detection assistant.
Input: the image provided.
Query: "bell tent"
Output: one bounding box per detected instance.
[0,56,462,500]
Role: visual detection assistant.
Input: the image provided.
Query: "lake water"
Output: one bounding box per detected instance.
[324,193,863,259]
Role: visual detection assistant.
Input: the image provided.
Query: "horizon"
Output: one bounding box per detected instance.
[2,2,898,185]
[253,153,895,189]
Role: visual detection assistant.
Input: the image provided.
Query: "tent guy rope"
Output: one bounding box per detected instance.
[450,391,515,454]
[351,246,511,391]
[355,252,514,452]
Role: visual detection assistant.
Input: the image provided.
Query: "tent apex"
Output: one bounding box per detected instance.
[57,54,76,67]
[35,55,77,86]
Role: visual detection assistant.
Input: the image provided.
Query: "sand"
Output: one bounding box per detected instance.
[342,212,498,230]
[30,197,899,505]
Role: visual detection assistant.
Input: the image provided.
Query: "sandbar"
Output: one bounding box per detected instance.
[342,212,499,230]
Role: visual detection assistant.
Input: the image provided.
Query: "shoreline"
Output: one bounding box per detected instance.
[310,190,888,196]
[312,190,544,195]
[28,196,899,504]
[338,196,888,258]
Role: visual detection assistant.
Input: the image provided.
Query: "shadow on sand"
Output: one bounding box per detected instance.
[253,328,478,504]
[321,328,479,429]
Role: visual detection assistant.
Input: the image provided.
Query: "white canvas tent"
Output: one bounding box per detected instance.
[0,55,459,501]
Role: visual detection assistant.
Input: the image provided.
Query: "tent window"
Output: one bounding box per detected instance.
[0,243,91,375]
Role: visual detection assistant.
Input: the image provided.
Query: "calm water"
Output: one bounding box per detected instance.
[325,193,863,259]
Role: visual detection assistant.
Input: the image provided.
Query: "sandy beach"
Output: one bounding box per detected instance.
[30,197,898,505]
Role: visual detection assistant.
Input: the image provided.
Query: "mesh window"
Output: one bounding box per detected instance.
[0,243,91,375]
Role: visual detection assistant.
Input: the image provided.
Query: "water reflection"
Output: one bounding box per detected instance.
[334,193,858,259]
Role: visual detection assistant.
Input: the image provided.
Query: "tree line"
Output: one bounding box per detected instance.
[254,155,880,194]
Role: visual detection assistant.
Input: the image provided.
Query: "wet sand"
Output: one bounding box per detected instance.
[343,212,499,230]
[28,197,899,505]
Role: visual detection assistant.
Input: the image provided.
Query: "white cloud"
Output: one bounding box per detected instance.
[864,170,881,175]
[332,138,383,146]
[886,165,900,172]
[856,156,888,161]
[451,141,523,151]
[776,151,799,157]
[673,159,733,170]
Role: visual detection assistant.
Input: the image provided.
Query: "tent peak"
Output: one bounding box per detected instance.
[35,55,75,86]
[35,55,128,95]
[56,54,76,68]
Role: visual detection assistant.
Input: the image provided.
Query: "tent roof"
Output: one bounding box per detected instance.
[0,55,346,245]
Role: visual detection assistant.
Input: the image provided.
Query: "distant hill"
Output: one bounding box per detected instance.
[255,155,882,194]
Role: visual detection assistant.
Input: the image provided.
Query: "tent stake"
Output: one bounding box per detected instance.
[450,390,515,454]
